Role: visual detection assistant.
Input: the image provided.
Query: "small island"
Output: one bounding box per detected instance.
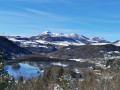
[12,63,21,69]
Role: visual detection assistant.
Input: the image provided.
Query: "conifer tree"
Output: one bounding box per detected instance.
[0,55,9,90]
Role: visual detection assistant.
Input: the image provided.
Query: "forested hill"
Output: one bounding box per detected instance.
[49,44,120,59]
[0,36,31,59]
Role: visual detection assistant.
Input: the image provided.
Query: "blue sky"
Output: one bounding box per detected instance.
[0,0,120,42]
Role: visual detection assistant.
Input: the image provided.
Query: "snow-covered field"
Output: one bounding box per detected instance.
[69,59,85,62]
[51,62,68,67]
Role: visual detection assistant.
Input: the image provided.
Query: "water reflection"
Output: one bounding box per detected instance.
[4,63,43,80]
[4,60,94,80]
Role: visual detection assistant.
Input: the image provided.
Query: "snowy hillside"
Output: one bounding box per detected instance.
[113,40,120,46]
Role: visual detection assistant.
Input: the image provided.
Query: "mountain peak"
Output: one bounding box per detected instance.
[70,33,78,37]
[41,31,52,35]
[89,37,104,41]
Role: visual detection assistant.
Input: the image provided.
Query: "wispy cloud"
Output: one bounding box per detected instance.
[74,16,120,24]
[24,8,88,24]
[91,18,120,24]
[25,8,57,17]
[24,8,69,21]
[0,10,30,17]
[45,28,84,33]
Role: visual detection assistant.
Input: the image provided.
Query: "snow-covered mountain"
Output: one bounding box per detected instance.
[1,31,110,46]
[113,40,120,46]
[39,31,88,39]
[89,37,108,43]
[0,31,111,53]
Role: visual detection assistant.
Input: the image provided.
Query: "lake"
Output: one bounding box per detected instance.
[4,60,94,80]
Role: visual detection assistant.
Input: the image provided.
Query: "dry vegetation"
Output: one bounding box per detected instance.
[2,65,120,90]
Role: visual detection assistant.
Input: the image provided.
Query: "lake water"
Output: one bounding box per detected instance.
[4,60,94,80]
[4,63,43,80]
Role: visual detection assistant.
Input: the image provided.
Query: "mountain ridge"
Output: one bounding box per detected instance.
[0,31,120,58]
[0,31,110,43]
[0,31,117,54]
[0,31,110,42]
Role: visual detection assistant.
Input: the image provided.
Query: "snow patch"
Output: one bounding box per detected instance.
[51,62,68,67]
[69,59,85,62]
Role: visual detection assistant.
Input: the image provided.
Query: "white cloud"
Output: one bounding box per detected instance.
[24,8,69,20]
